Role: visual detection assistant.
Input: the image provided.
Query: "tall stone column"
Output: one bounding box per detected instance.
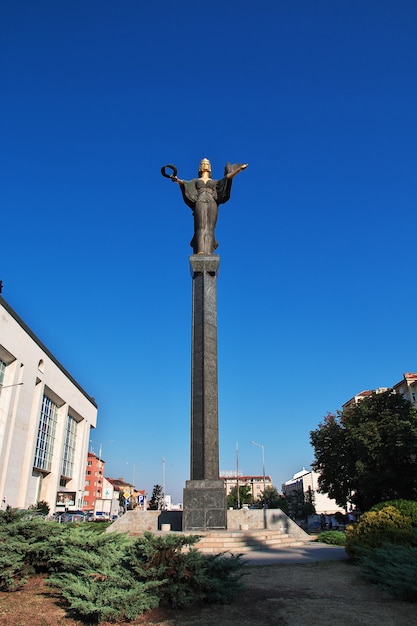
[182,255,227,530]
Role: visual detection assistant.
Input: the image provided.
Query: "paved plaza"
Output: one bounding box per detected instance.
[241,543,348,566]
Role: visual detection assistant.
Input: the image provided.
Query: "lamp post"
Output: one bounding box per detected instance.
[90,440,113,460]
[162,456,166,510]
[250,440,267,528]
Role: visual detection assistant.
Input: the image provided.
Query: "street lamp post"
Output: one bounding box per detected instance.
[250,440,267,528]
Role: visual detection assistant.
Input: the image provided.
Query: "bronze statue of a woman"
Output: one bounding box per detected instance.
[162,158,248,254]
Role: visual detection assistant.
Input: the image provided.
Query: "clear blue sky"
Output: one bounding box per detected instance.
[1,1,416,502]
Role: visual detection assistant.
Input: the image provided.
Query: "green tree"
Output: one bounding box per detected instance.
[227,484,253,509]
[148,484,164,510]
[285,487,307,519]
[28,500,50,515]
[310,392,417,512]
[310,412,354,510]
[303,486,316,518]
[256,486,288,511]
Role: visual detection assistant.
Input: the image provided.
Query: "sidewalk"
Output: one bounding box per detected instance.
[240,542,348,566]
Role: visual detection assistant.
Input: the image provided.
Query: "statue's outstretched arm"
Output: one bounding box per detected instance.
[226,163,248,180]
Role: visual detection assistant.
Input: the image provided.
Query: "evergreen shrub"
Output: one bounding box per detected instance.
[0,520,245,622]
[28,500,50,515]
[359,545,417,601]
[345,506,413,559]
[0,533,30,590]
[0,516,66,588]
[316,530,346,545]
[0,506,26,525]
[125,531,245,608]
[22,519,66,570]
[47,526,162,622]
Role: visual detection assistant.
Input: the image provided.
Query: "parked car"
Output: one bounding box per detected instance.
[53,511,87,523]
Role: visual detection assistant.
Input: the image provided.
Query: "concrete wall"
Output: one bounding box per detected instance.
[226,508,310,539]
[108,507,310,541]
[107,510,183,534]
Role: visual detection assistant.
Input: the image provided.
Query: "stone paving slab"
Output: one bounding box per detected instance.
[239,543,348,566]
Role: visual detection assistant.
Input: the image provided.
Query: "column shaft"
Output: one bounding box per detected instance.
[190,255,219,480]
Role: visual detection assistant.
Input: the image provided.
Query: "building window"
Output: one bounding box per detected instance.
[61,413,77,478]
[0,359,6,387]
[33,394,58,472]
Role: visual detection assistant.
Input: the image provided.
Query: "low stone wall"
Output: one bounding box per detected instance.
[107,510,183,534]
[226,508,310,540]
[108,507,310,541]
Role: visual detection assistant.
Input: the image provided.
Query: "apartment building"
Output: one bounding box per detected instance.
[221,474,273,500]
[342,372,417,410]
[83,452,105,511]
[392,372,417,406]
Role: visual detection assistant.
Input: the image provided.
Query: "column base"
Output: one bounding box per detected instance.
[183,480,227,530]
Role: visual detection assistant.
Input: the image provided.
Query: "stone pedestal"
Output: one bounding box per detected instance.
[183,479,226,530]
[183,255,226,530]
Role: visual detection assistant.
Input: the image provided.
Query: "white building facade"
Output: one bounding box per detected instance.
[283,468,343,515]
[392,372,417,406]
[93,476,120,519]
[0,296,97,512]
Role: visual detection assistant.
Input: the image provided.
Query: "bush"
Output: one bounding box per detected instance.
[22,519,66,571]
[359,544,417,601]
[0,521,245,622]
[125,531,245,608]
[345,506,413,559]
[47,526,161,622]
[28,500,50,515]
[46,524,133,576]
[0,506,26,525]
[371,499,417,526]
[316,530,346,546]
[49,570,161,622]
[0,517,66,588]
[0,534,30,590]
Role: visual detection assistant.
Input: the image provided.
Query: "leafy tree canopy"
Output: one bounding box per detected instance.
[148,484,165,510]
[285,486,315,519]
[255,486,288,511]
[227,484,253,509]
[28,500,50,515]
[310,391,417,512]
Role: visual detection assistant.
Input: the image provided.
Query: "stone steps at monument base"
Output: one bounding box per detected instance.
[181,530,306,555]
[127,528,307,554]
